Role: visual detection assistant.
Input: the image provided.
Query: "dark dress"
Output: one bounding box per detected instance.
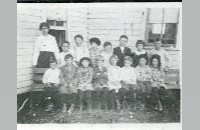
[113,47,132,67]
[131,51,148,67]
[36,51,56,68]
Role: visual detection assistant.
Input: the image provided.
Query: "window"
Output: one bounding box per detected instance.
[146,8,179,47]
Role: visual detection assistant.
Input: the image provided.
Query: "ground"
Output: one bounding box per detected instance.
[17,89,180,124]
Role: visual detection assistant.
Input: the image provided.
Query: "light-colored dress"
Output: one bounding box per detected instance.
[42,68,61,84]
[107,66,122,93]
[121,66,137,85]
[77,67,94,91]
[150,67,165,88]
[136,65,152,82]
[100,51,113,67]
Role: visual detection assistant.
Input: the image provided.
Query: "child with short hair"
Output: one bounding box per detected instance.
[93,55,109,110]
[150,54,165,111]
[77,57,94,111]
[120,56,139,110]
[59,54,78,113]
[100,42,113,67]
[132,40,148,67]
[136,54,152,110]
[42,58,61,111]
[89,37,102,67]
[107,55,122,110]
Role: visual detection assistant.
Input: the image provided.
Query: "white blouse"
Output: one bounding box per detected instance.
[42,68,61,84]
[121,66,137,84]
[32,34,59,66]
[73,45,89,62]
[100,51,113,67]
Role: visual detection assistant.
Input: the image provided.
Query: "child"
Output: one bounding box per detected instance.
[120,56,139,110]
[113,35,132,67]
[100,42,113,67]
[73,35,89,66]
[132,40,148,67]
[42,58,61,111]
[93,55,109,110]
[89,37,102,67]
[58,41,74,67]
[77,57,94,111]
[59,54,78,113]
[149,40,171,71]
[150,54,165,111]
[136,54,152,110]
[107,55,122,110]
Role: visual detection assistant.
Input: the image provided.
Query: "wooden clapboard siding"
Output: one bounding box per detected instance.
[17,7,43,94]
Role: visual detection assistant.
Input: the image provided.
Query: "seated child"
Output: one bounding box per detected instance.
[77,57,94,111]
[136,54,152,110]
[132,40,148,67]
[120,56,139,110]
[107,55,122,110]
[89,37,102,67]
[93,55,109,110]
[42,58,61,111]
[100,42,113,67]
[59,54,78,113]
[150,54,165,111]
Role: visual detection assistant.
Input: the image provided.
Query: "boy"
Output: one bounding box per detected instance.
[149,40,171,71]
[59,54,78,113]
[120,56,139,110]
[73,35,89,66]
[42,58,61,111]
[113,35,132,67]
[100,42,113,67]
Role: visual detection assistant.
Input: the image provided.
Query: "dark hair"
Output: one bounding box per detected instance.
[136,40,146,47]
[64,54,73,60]
[150,54,161,70]
[103,42,112,47]
[138,54,148,65]
[79,57,92,67]
[124,56,133,63]
[49,57,57,64]
[89,37,101,46]
[119,35,128,40]
[74,35,83,40]
[39,22,50,30]
[61,41,70,47]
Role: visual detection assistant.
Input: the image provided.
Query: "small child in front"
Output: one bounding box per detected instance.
[77,57,94,111]
[42,58,61,111]
[120,56,139,110]
[93,55,109,110]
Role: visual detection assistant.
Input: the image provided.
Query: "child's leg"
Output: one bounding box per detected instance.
[85,90,92,111]
[110,89,116,110]
[43,87,54,111]
[78,89,84,111]
[102,87,109,110]
[95,87,102,109]
[60,93,68,113]
[138,81,147,110]
[67,93,77,113]
[144,81,152,98]
[118,88,126,110]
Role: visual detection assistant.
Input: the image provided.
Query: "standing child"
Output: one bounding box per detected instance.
[150,54,165,111]
[89,37,102,67]
[107,55,122,110]
[77,57,94,111]
[136,54,152,110]
[100,42,113,67]
[59,54,78,113]
[132,40,148,67]
[120,56,139,110]
[42,58,61,111]
[93,55,109,110]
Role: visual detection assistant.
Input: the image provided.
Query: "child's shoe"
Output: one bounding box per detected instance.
[79,104,83,111]
[68,103,75,113]
[116,100,120,110]
[45,103,54,112]
[61,103,67,113]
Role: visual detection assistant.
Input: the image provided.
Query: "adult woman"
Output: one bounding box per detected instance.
[33,22,59,68]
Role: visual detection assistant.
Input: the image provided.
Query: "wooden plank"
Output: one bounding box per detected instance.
[17,74,33,82]
[17,8,41,17]
[17,36,37,42]
[17,80,33,89]
[17,14,42,23]
[17,48,34,56]
[17,29,40,36]
[33,68,48,74]
[17,62,32,69]
[17,86,32,94]
[17,68,33,76]
[17,42,34,49]
[17,21,40,30]
[17,55,33,63]
[33,75,43,82]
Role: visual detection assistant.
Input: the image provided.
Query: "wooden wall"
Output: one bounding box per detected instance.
[17,7,43,94]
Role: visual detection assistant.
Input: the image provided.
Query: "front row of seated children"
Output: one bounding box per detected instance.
[42,53,165,112]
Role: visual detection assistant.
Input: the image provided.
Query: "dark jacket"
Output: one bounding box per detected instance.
[113,47,132,67]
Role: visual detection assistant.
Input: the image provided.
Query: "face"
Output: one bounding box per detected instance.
[97,60,104,67]
[137,44,144,51]
[65,58,73,66]
[50,62,57,69]
[41,27,49,35]
[75,37,83,46]
[119,38,128,47]
[152,58,159,67]
[91,42,98,48]
[139,58,147,66]
[104,45,112,53]
[62,43,70,52]
[124,60,132,67]
[82,60,90,67]
[154,42,162,49]
[110,58,117,66]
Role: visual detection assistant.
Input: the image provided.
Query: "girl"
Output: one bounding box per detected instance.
[93,55,109,110]
[132,40,148,67]
[89,37,102,67]
[33,22,59,68]
[107,55,122,110]
[150,54,165,111]
[136,54,152,110]
[77,57,94,111]
[100,42,113,67]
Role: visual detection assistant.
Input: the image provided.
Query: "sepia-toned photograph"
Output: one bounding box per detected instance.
[17,3,182,128]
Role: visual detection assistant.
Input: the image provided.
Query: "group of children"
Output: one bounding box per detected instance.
[40,34,171,113]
